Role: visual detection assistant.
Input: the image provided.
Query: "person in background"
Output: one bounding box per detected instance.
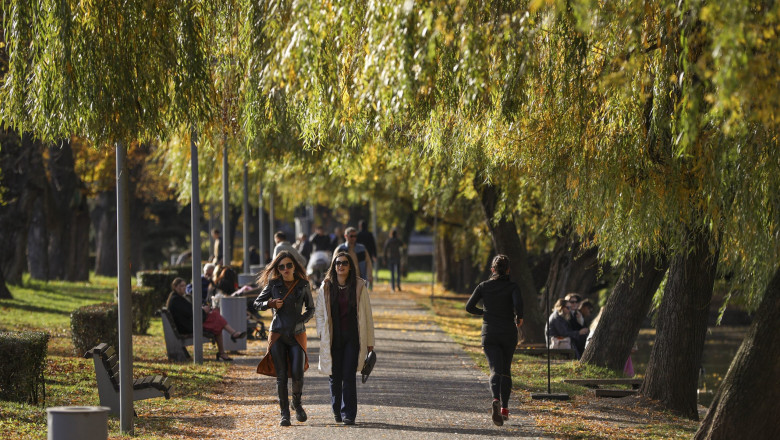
[294,233,313,263]
[254,251,315,426]
[547,298,589,359]
[201,263,216,305]
[315,251,375,425]
[579,298,595,328]
[211,228,223,265]
[465,255,524,426]
[564,293,587,356]
[335,227,373,285]
[356,220,377,267]
[167,278,245,361]
[248,246,261,265]
[273,231,307,268]
[383,228,405,292]
[331,226,344,250]
[212,266,238,310]
[310,225,333,253]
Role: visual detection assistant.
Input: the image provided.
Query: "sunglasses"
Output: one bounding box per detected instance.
[278,262,295,270]
[335,260,350,267]
[348,235,357,239]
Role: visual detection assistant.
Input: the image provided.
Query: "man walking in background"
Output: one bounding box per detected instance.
[356,220,377,281]
[336,227,373,285]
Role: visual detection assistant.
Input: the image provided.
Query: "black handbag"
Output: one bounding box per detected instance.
[361,350,376,383]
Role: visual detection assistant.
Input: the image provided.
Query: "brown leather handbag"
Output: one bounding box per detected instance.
[256,281,309,376]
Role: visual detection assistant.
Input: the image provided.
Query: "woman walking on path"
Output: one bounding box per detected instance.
[466,255,524,426]
[315,251,375,425]
[167,278,246,361]
[253,251,315,426]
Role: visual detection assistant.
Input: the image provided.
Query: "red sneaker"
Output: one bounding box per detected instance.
[501,408,509,421]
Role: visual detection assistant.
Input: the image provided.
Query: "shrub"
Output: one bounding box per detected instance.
[0,331,50,404]
[137,270,179,309]
[114,287,156,334]
[169,265,193,280]
[70,302,118,356]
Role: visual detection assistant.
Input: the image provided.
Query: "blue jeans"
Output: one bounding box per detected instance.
[388,258,401,290]
[329,338,359,420]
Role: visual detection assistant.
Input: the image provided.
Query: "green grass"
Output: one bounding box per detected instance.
[0,274,229,440]
[375,269,433,284]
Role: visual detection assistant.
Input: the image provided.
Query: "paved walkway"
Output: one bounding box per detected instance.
[216,287,546,439]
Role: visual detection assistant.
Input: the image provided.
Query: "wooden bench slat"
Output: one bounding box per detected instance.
[564,378,642,389]
[516,347,576,359]
[595,389,638,398]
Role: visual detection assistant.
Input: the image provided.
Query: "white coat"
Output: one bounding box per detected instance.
[315,278,375,376]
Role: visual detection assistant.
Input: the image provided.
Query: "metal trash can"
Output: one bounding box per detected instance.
[47,406,109,440]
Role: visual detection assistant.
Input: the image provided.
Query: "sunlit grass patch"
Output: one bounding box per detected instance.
[1,274,231,440]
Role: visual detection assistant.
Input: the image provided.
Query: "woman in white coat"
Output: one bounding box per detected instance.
[315,251,375,425]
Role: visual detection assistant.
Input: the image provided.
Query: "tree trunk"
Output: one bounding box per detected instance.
[47,139,90,281]
[66,206,91,281]
[0,269,11,299]
[694,266,780,439]
[94,190,118,277]
[27,197,49,280]
[581,252,668,370]
[639,228,719,419]
[543,233,602,307]
[0,131,42,285]
[478,181,544,343]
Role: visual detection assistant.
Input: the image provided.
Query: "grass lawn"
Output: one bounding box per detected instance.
[0,275,229,440]
[375,269,433,284]
[404,284,700,440]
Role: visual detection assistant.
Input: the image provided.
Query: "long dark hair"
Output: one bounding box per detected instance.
[166,277,186,308]
[489,254,510,280]
[257,251,308,287]
[323,251,357,308]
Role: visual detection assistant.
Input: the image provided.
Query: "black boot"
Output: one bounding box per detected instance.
[278,388,291,426]
[291,393,307,422]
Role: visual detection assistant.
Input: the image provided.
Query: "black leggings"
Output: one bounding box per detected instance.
[483,332,517,409]
[270,333,306,405]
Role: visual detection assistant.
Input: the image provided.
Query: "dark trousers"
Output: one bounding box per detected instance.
[388,258,401,290]
[483,332,517,409]
[270,333,305,411]
[329,337,360,420]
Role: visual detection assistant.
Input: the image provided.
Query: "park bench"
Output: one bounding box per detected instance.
[159,307,215,361]
[84,343,172,415]
[564,378,643,389]
[515,345,576,359]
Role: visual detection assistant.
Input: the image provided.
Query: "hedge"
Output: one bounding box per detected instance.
[0,331,50,404]
[137,270,180,309]
[70,302,118,356]
[114,287,156,334]
[168,265,192,280]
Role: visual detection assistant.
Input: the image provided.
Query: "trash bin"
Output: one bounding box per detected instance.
[47,406,109,440]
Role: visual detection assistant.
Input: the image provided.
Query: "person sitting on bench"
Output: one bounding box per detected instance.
[167,277,246,361]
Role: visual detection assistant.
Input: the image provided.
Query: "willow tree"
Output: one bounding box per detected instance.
[0,0,216,432]
[504,0,779,428]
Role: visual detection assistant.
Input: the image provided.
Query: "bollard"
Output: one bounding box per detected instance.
[47,406,109,440]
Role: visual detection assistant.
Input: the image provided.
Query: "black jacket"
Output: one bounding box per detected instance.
[465,276,524,336]
[168,293,208,335]
[253,278,315,336]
